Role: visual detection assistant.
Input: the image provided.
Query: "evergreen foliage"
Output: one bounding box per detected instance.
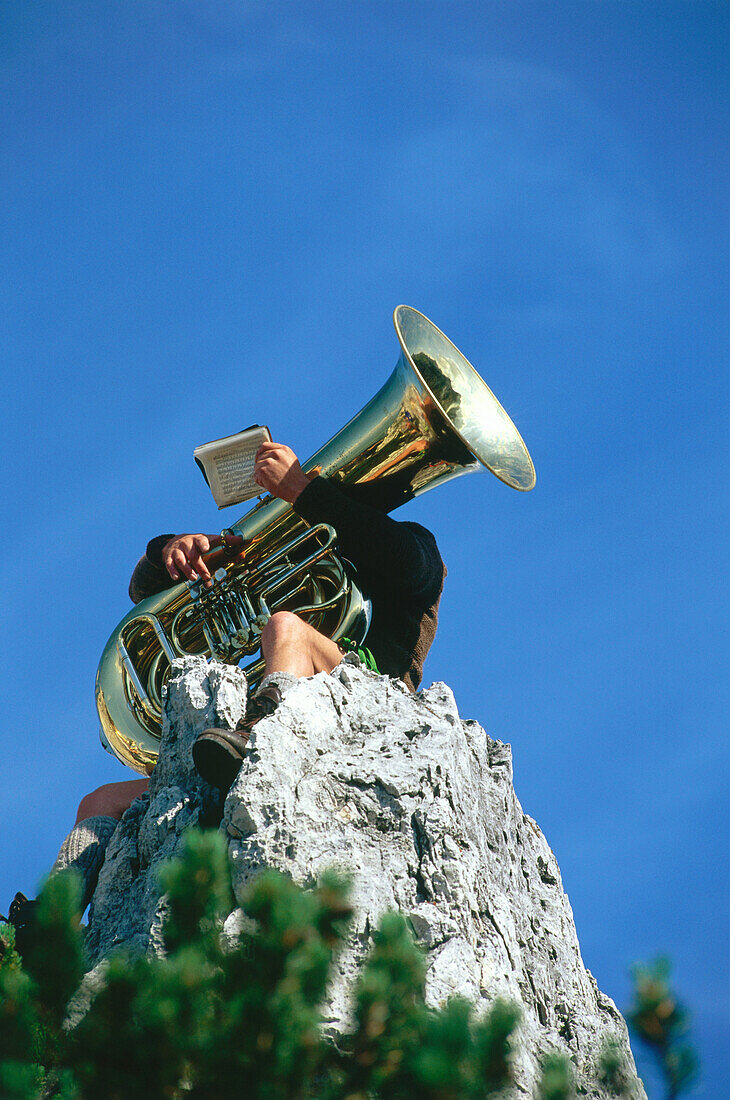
[0,831,698,1099]
[596,1034,642,1098]
[626,958,699,1100]
[536,1051,575,1100]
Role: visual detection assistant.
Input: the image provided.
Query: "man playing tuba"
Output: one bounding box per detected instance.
[7,304,535,953]
[6,440,445,947]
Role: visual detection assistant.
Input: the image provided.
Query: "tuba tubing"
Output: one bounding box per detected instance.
[96,306,535,774]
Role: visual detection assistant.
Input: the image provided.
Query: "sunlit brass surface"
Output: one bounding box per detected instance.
[96,305,535,774]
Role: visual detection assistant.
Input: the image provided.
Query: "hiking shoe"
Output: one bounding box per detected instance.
[192,684,282,792]
[7,892,37,957]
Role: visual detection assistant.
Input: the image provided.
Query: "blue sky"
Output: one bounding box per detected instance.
[2,2,727,1093]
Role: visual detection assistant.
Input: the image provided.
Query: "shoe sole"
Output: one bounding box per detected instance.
[192,733,245,792]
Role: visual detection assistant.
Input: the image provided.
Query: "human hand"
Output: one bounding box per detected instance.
[254,442,310,503]
[162,533,218,584]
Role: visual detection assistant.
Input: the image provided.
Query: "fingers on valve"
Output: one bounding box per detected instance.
[192,536,212,581]
[164,546,180,580]
[172,546,197,581]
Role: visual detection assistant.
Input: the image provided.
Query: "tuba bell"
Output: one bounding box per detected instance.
[96,306,535,774]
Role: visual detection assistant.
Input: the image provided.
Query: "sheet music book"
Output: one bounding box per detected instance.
[194,425,272,509]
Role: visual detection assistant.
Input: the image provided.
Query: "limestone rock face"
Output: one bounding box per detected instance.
[86,655,644,1096]
[86,659,244,960]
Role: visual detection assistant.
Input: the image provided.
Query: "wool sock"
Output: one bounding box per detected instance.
[51,815,118,911]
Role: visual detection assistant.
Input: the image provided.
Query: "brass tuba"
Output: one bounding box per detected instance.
[96,306,535,774]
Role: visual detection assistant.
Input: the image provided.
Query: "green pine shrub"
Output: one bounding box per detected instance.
[626,958,699,1100]
[0,830,699,1099]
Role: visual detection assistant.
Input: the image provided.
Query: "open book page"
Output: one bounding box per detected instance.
[194,425,272,509]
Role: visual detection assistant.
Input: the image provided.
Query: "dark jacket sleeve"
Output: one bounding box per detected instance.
[128,534,177,605]
[292,477,438,596]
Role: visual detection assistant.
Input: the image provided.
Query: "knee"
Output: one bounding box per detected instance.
[261,611,305,649]
[76,784,119,822]
[76,780,148,823]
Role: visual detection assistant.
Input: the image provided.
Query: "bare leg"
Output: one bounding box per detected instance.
[260,611,344,679]
[193,613,344,792]
[32,779,150,918]
[75,779,150,824]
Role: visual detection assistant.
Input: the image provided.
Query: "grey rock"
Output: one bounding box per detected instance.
[86,656,244,961]
[84,655,644,1097]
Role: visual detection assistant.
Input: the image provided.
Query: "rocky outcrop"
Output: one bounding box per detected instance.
[86,655,644,1096]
